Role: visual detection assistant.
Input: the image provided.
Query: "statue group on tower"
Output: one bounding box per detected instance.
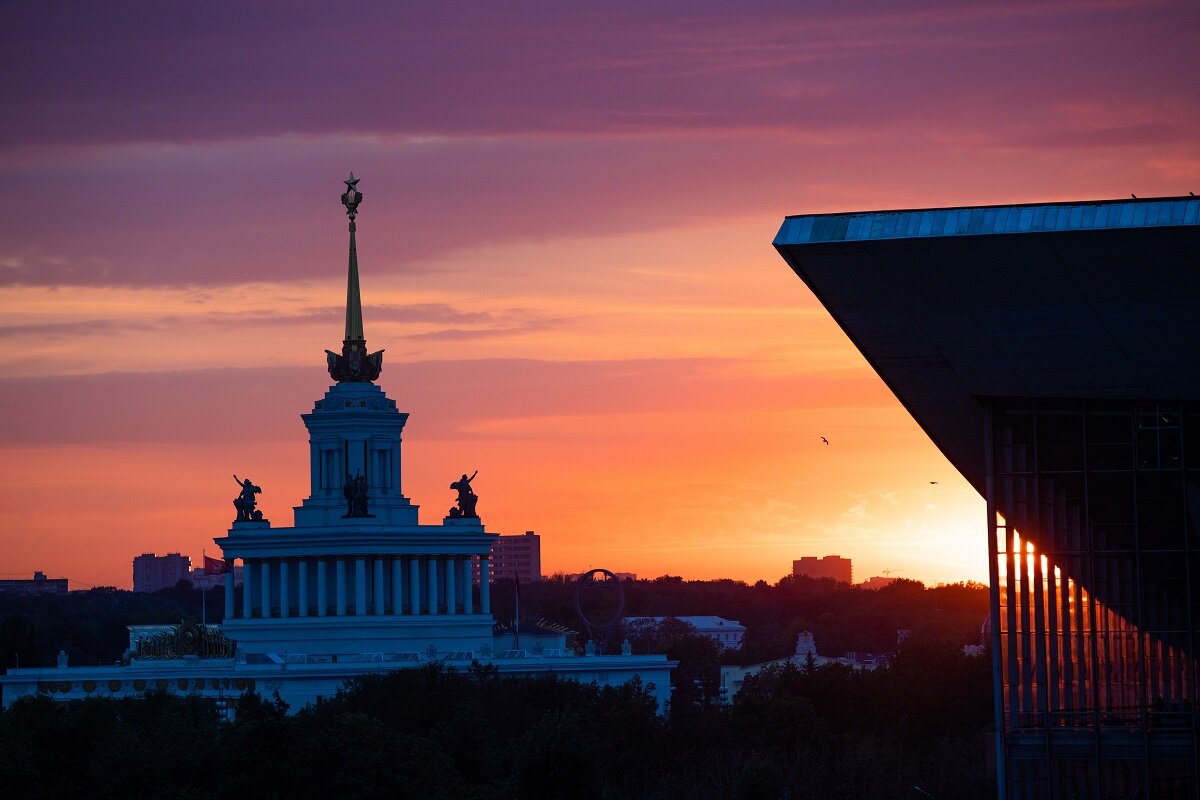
[449,470,479,518]
[343,471,371,518]
[232,475,264,522]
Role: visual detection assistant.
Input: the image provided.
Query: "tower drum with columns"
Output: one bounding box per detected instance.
[214,174,497,657]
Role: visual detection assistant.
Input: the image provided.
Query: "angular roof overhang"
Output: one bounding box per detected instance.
[773,197,1200,494]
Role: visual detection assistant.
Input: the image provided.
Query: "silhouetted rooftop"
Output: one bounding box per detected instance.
[773,196,1200,493]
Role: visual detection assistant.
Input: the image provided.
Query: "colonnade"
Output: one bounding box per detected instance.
[223,555,490,620]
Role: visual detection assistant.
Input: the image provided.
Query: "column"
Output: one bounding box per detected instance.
[260,560,272,618]
[298,560,309,617]
[391,557,404,614]
[428,556,439,615]
[316,558,327,617]
[336,558,347,616]
[242,559,253,619]
[373,557,385,615]
[309,443,320,496]
[445,556,456,615]
[279,560,290,618]
[479,556,490,614]
[224,561,235,620]
[410,557,422,614]
[462,558,473,614]
[355,557,367,616]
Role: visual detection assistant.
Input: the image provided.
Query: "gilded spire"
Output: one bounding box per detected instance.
[326,173,384,382]
[342,172,365,345]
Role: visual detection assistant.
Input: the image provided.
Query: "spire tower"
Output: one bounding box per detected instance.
[326,172,384,382]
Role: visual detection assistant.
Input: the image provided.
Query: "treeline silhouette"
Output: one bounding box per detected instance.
[0,584,204,670]
[0,576,994,797]
[1,575,987,675]
[496,574,989,664]
[0,654,993,799]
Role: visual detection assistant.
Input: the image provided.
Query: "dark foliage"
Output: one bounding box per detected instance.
[2,575,987,673]
[0,583,227,669]
[495,574,989,665]
[0,577,993,798]
[1,654,994,799]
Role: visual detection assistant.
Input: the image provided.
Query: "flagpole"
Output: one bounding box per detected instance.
[201,550,207,626]
[513,571,520,651]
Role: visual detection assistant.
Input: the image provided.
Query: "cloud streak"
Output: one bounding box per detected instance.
[3,2,1193,147]
[0,0,1194,586]
[0,358,887,445]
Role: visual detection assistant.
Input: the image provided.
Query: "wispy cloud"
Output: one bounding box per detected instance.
[0,358,886,445]
[0,0,1189,587]
[0,303,569,343]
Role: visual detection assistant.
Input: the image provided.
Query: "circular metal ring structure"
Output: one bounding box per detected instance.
[573,568,626,655]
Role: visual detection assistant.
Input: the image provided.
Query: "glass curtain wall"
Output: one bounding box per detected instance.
[987,399,1199,799]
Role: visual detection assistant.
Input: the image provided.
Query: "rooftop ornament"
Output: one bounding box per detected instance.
[232,474,265,522]
[131,619,236,660]
[342,470,373,518]
[448,470,479,518]
[325,172,385,382]
[574,568,626,655]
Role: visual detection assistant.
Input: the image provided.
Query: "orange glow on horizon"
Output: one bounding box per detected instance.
[2,2,1197,590]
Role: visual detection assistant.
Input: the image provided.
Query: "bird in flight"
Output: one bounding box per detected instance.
[820,437,829,445]
[929,481,939,484]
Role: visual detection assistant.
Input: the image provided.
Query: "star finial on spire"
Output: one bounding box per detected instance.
[326,172,383,382]
[341,172,363,222]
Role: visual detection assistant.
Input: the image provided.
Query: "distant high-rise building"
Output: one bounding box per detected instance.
[132,553,191,593]
[473,531,541,585]
[0,571,68,596]
[792,555,852,584]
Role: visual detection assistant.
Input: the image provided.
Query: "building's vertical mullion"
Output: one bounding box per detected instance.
[1003,423,1021,726]
[1129,421,1151,793]
[1018,435,1035,723]
[1082,408,1103,788]
[1183,408,1200,783]
[1062,495,1076,721]
[985,401,1008,800]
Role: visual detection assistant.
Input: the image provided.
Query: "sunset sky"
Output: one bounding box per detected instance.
[1,1,1198,590]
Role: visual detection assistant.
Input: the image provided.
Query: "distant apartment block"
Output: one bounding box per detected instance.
[0,571,68,596]
[132,553,191,593]
[859,575,897,590]
[792,554,852,584]
[625,616,746,650]
[472,531,541,585]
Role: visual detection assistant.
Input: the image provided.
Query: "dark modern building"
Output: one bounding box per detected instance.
[792,554,853,583]
[132,552,192,593]
[774,196,1200,799]
[0,571,68,596]
[472,530,542,585]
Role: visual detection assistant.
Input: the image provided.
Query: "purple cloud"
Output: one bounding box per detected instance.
[0,0,1196,290]
[0,359,882,445]
[2,1,1195,147]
